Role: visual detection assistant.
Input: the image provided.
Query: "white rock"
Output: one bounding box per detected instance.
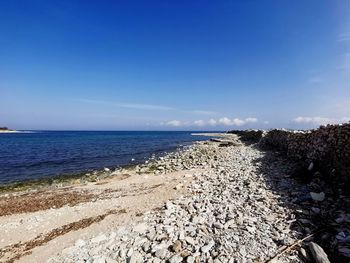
[133,223,148,233]
[246,226,256,233]
[91,234,107,243]
[105,257,118,263]
[109,232,116,240]
[129,252,143,263]
[119,249,126,258]
[127,248,133,257]
[185,236,196,246]
[92,256,106,263]
[61,246,75,255]
[224,219,236,229]
[154,248,167,259]
[239,246,247,256]
[201,240,215,253]
[169,254,183,263]
[74,239,86,247]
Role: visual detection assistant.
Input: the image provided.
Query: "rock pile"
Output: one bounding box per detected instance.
[48,137,305,263]
[227,130,264,143]
[136,142,217,175]
[230,123,350,192]
[229,124,350,261]
[77,142,216,185]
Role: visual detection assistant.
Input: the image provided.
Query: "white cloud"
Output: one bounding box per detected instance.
[232,118,246,126]
[293,116,350,126]
[245,117,258,123]
[166,120,182,127]
[218,117,257,126]
[293,116,331,126]
[193,120,206,127]
[218,117,233,126]
[162,117,259,128]
[208,119,217,126]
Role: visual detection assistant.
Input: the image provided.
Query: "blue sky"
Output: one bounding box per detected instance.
[0,0,349,130]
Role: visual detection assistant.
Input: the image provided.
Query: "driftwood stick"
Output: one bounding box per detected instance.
[264,230,322,263]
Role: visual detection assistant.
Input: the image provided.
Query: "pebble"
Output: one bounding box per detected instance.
[168,254,183,263]
[201,240,215,253]
[154,248,167,259]
[129,252,143,263]
[91,234,107,243]
[185,236,196,246]
[75,239,86,247]
[133,223,148,233]
[186,256,195,263]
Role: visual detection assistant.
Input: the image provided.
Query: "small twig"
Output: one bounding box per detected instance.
[264,229,323,263]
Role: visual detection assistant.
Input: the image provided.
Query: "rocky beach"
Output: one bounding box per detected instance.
[0,129,349,263]
[2,1,349,262]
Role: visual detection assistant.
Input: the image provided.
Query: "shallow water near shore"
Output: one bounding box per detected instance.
[0,131,212,184]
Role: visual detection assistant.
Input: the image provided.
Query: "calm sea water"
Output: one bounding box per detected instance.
[0,131,211,184]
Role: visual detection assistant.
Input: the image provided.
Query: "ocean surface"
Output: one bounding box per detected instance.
[0,131,212,184]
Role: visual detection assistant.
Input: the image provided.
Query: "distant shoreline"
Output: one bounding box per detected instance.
[0,130,20,133]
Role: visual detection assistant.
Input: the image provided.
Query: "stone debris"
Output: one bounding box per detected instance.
[230,126,350,262]
[230,123,350,192]
[47,134,349,262]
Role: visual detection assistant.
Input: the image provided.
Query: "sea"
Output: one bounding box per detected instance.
[0,131,212,184]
